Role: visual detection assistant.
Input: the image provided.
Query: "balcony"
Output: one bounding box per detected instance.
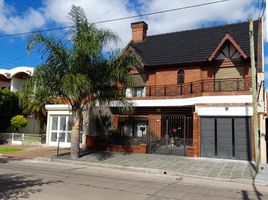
[121,78,252,98]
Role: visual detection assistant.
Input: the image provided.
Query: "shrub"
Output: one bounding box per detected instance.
[10,115,28,133]
[0,89,22,132]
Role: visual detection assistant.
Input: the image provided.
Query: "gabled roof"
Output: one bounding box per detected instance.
[131,20,258,66]
[208,33,248,61]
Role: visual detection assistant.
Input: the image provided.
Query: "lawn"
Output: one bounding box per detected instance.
[0,147,24,153]
[24,135,41,143]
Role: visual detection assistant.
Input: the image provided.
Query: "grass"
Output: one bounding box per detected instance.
[24,135,41,143]
[0,147,24,153]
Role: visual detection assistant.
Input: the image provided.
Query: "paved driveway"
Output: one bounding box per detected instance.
[58,152,256,182]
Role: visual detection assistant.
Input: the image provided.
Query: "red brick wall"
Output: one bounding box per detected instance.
[192,112,200,157]
[148,114,161,139]
[143,61,250,87]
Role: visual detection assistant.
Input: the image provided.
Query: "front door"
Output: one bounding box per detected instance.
[148,115,193,156]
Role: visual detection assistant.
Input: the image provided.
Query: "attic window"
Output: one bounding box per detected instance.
[217,43,240,60]
[177,70,184,84]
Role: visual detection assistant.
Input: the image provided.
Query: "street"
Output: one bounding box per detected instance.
[0,160,268,200]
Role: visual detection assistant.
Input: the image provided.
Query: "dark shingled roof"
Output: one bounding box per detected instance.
[131,21,259,66]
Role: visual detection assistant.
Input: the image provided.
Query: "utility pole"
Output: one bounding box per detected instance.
[249,19,260,172]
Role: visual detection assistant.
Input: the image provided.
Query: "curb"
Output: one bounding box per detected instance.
[34,157,268,186]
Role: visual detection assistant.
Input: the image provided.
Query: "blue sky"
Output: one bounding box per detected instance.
[0,0,266,83]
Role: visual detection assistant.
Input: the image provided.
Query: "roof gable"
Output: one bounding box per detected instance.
[208,33,248,61]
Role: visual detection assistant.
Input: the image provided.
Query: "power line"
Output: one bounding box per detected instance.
[92,0,126,21]
[260,0,266,18]
[0,0,36,31]
[0,0,230,39]
[0,54,28,66]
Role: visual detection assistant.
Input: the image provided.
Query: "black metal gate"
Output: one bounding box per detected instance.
[147,115,193,156]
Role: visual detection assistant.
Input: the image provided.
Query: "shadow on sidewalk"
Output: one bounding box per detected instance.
[0,174,62,200]
[241,164,263,200]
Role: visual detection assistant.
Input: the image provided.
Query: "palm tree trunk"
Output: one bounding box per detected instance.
[70,109,81,159]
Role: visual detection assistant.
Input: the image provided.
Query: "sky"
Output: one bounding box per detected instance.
[0,0,266,82]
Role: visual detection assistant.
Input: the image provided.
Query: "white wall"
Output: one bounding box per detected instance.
[196,106,253,116]
[111,95,252,107]
[10,77,23,92]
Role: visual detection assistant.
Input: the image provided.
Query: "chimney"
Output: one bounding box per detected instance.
[131,21,148,43]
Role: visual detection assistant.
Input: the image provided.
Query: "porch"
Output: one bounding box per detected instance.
[110,107,195,157]
[121,77,252,98]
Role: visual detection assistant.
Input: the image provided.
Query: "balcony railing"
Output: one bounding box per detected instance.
[121,78,252,98]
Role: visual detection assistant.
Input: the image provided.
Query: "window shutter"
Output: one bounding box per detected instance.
[132,74,146,86]
[215,67,244,79]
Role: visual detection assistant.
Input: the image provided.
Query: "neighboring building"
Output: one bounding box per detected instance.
[45,20,266,163]
[0,66,34,92]
[0,66,40,134]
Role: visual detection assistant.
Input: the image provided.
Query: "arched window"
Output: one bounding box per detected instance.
[177,70,184,84]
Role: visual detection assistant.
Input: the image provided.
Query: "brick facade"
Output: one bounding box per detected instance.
[148,114,161,139]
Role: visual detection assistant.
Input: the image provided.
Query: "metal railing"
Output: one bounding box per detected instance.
[0,133,44,145]
[121,78,251,98]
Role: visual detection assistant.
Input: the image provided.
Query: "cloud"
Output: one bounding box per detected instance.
[0,1,46,34]
[140,0,258,35]
[0,0,259,48]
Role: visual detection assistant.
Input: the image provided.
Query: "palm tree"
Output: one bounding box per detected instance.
[18,77,55,134]
[26,5,142,159]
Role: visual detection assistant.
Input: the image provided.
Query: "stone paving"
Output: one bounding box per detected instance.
[59,152,257,181]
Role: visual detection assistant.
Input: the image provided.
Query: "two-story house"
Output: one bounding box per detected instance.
[111,20,265,162]
[45,20,266,163]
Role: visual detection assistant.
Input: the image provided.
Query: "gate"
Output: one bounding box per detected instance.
[148,115,193,156]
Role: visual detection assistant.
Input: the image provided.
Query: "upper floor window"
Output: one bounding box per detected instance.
[177,70,184,84]
[216,43,240,60]
[125,87,145,98]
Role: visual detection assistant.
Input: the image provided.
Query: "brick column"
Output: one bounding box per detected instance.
[112,114,119,128]
[148,114,161,139]
[192,112,200,157]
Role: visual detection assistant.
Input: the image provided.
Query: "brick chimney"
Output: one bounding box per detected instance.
[131,21,148,43]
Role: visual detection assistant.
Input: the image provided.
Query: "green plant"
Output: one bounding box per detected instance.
[10,115,28,133]
[26,5,142,159]
[0,89,22,132]
[109,127,121,135]
[18,78,55,134]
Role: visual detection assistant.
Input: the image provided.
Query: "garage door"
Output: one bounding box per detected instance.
[201,117,251,160]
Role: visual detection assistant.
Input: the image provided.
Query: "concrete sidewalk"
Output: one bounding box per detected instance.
[38,152,259,184]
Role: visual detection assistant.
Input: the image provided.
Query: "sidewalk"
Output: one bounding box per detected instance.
[0,144,70,160]
[38,151,260,184]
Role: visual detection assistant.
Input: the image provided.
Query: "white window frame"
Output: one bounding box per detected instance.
[125,87,146,98]
[49,115,72,147]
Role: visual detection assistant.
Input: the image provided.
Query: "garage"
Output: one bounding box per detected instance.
[200,117,252,160]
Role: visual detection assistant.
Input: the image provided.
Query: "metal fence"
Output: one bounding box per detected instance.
[0,133,45,145]
[121,77,252,98]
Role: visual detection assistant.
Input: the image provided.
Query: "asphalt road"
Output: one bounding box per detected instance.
[0,159,268,200]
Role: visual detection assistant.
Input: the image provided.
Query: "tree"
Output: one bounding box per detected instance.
[27,5,142,159]
[10,115,28,133]
[18,77,55,134]
[0,89,22,132]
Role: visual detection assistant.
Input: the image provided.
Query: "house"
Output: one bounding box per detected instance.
[0,66,33,92]
[45,20,266,162]
[0,66,40,134]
